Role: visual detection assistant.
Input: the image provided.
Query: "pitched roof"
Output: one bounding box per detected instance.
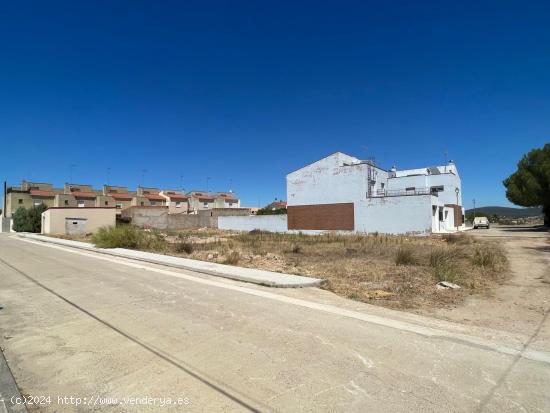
[110,193,133,200]
[29,189,55,197]
[71,191,98,198]
[145,194,165,201]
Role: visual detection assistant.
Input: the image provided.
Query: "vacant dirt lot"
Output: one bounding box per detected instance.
[431,225,550,341]
[90,226,509,310]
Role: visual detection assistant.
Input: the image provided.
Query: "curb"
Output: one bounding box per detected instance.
[0,349,28,413]
[16,234,323,288]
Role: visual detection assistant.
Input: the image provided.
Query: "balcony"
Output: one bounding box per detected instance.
[372,187,437,198]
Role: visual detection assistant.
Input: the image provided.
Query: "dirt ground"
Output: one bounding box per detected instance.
[427,225,550,346]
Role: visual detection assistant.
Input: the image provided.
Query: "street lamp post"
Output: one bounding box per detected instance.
[455,187,460,231]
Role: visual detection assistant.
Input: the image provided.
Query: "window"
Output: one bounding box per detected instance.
[77,200,85,208]
[140,202,144,206]
[430,185,444,193]
[116,203,122,209]
[203,202,209,208]
[381,183,385,189]
[64,200,69,206]
[18,199,23,204]
[175,202,181,208]
[150,201,156,206]
[405,187,415,191]
[228,202,233,207]
[104,201,109,206]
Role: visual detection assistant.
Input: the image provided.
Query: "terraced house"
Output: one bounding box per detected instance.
[3,181,240,217]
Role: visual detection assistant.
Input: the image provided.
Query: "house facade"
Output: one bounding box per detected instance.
[3,181,241,218]
[286,152,464,234]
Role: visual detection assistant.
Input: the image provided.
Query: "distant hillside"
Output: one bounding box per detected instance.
[465,206,543,218]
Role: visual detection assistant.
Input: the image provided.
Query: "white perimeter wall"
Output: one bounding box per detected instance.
[355,195,436,235]
[218,215,288,232]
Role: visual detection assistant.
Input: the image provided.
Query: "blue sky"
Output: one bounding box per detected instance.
[1,1,549,209]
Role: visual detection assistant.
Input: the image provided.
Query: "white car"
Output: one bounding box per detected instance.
[473,216,490,229]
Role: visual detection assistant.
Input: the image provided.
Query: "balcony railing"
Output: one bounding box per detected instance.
[373,187,437,198]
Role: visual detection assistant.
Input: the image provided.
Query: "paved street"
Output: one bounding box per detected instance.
[0,232,549,412]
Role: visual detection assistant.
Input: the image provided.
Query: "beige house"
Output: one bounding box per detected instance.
[4,181,241,217]
[41,207,116,235]
[5,181,61,216]
[187,191,216,212]
[160,190,190,213]
[214,192,240,208]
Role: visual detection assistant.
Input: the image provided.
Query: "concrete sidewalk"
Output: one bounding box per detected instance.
[16,233,323,288]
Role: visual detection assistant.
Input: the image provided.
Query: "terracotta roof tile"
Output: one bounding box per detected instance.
[29,189,55,197]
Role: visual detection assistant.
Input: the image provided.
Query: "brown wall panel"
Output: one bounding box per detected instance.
[288,203,354,230]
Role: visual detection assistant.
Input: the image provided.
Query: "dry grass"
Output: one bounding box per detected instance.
[89,226,509,310]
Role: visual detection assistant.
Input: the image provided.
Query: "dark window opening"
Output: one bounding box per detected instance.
[18,199,23,204]
[64,200,69,205]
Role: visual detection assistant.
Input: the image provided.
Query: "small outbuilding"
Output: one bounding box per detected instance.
[41,207,116,236]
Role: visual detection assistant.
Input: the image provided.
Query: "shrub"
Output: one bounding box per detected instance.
[174,242,194,254]
[12,205,47,233]
[395,247,416,265]
[472,245,504,271]
[223,251,240,265]
[429,248,459,282]
[92,225,145,249]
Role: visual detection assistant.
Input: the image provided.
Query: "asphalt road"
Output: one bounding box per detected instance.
[0,233,549,412]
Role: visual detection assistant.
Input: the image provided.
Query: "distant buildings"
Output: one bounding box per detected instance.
[3,180,240,217]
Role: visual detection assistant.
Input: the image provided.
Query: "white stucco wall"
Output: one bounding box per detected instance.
[218,215,288,232]
[287,152,387,206]
[355,195,437,235]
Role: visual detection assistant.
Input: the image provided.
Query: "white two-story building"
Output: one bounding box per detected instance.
[286,152,464,234]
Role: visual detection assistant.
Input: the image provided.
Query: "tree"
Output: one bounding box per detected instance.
[503,143,550,226]
[12,204,47,232]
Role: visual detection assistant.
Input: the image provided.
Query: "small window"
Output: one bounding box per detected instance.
[18,199,23,204]
[116,203,122,209]
[64,200,69,206]
[104,201,109,206]
[228,202,233,207]
[175,202,181,208]
[77,200,85,207]
[140,202,144,206]
[150,201,156,206]
[203,202,209,208]
[430,185,444,193]
[406,187,415,191]
[380,183,385,189]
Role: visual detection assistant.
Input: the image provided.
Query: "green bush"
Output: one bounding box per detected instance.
[92,225,145,249]
[12,205,47,232]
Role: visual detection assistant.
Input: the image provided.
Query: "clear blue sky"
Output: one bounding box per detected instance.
[1,1,549,209]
